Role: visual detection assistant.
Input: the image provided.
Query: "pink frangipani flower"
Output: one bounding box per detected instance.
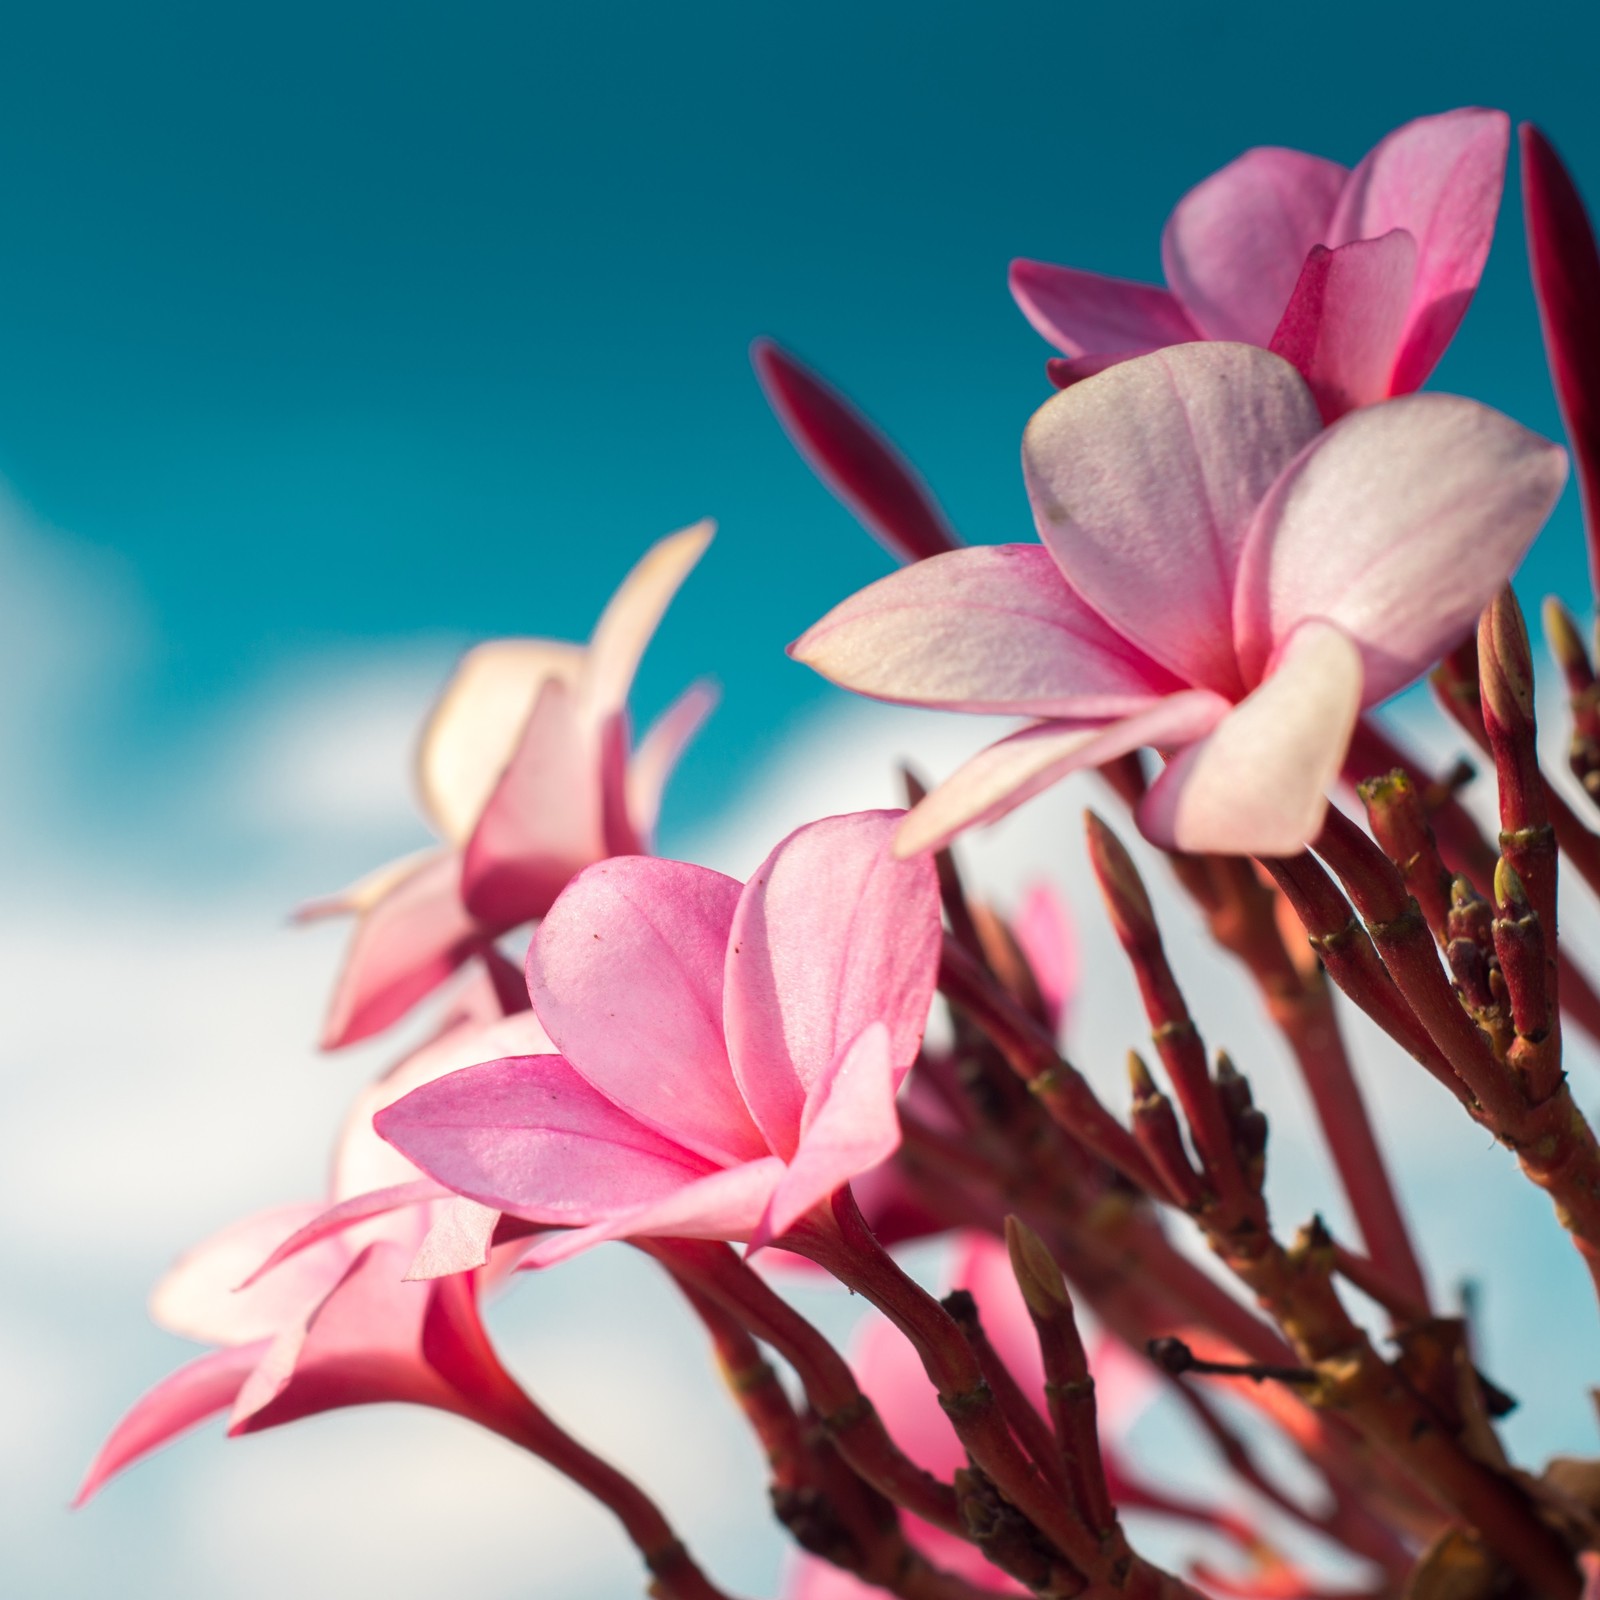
[373,811,941,1264]
[306,522,718,1049]
[793,343,1565,858]
[76,989,553,1502]
[1012,108,1508,420]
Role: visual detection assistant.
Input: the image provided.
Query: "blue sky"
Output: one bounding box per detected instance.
[10,3,1600,1596]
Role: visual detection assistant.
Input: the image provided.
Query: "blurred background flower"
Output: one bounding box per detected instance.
[7,2,1600,1595]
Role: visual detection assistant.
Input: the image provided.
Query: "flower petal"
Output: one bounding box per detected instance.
[417,639,587,844]
[580,520,714,723]
[1268,231,1418,421]
[375,1054,715,1223]
[319,850,488,1049]
[1326,108,1509,394]
[1013,883,1078,1035]
[895,692,1230,858]
[527,857,768,1164]
[1162,147,1348,344]
[407,1198,503,1281]
[1138,621,1363,856]
[751,1024,901,1251]
[1008,260,1197,358]
[234,1181,449,1290]
[1233,393,1567,700]
[74,1343,266,1505]
[627,680,720,849]
[725,813,940,1157]
[1022,344,1322,697]
[792,546,1184,717]
[752,339,961,564]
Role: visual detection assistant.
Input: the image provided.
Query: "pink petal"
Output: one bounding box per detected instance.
[1326,108,1509,394]
[517,1156,787,1266]
[895,692,1231,858]
[73,1343,265,1504]
[417,639,587,844]
[1162,147,1348,344]
[597,709,642,858]
[1008,260,1197,358]
[149,1203,331,1345]
[235,1181,449,1289]
[1013,883,1078,1034]
[751,338,962,564]
[725,813,940,1156]
[1022,344,1323,697]
[626,680,719,849]
[791,546,1185,717]
[1268,230,1418,421]
[460,676,603,927]
[1232,393,1567,700]
[374,1054,716,1222]
[581,520,714,723]
[1522,124,1600,581]
[752,1024,901,1251]
[1138,621,1363,856]
[527,857,767,1164]
[407,1198,503,1280]
[320,850,489,1049]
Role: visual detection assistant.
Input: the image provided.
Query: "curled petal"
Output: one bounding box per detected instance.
[1022,344,1322,697]
[1008,260,1197,358]
[581,520,714,722]
[528,857,767,1164]
[792,545,1183,717]
[1139,621,1363,856]
[895,692,1230,859]
[375,1054,715,1223]
[407,1199,503,1281]
[417,639,586,844]
[1233,392,1567,699]
[235,1180,448,1289]
[1327,107,1509,393]
[1162,147,1348,344]
[1269,230,1418,421]
[627,679,719,849]
[752,339,961,564]
[725,813,940,1155]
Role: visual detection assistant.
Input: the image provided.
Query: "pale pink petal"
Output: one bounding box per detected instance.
[1022,344,1323,697]
[407,1199,503,1280]
[597,709,642,858]
[752,1024,900,1250]
[320,850,488,1049]
[1268,230,1418,420]
[1013,883,1077,1034]
[417,639,587,843]
[1138,621,1363,856]
[752,339,962,564]
[528,857,767,1164]
[335,1009,557,1201]
[895,692,1231,859]
[1233,393,1567,699]
[374,1054,716,1222]
[782,1555,884,1600]
[236,1181,449,1289]
[580,521,714,723]
[294,847,439,923]
[626,680,719,849]
[725,813,940,1155]
[950,1235,1044,1393]
[1326,108,1509,394]
[1162,147,1348,344]
[517,1157,787,1266]
[1008,260,1197,357]
[460,676,603,927]
[74,1343,266,1505]
[791,546,1185,717]
[149,1203,331,1345]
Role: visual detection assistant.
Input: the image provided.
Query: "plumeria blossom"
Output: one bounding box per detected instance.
[77,984,553,1502]
[306,521,718,1048]
[794,342,1566,858]
[373,811,941,1263]
[1012,108,1508,419]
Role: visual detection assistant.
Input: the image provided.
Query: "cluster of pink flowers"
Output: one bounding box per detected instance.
[84,110,1600,1600]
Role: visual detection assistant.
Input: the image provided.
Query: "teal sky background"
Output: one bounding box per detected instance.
[13,4,1600,1596]
[6,0,1599,867]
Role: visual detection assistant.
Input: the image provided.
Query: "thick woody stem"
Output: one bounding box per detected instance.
[642,1239,963,1535]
